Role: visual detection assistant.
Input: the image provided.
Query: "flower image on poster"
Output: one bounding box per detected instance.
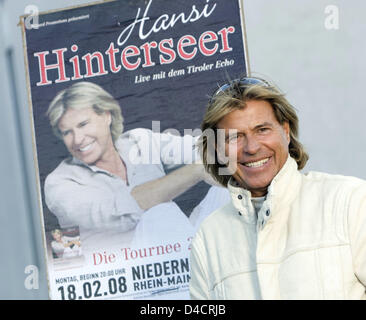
[20,0,248,300]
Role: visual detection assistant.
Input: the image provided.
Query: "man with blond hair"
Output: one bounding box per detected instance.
[189,77,366,299]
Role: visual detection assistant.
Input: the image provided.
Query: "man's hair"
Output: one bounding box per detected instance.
[199,77,309,187]
[46,81,123,142]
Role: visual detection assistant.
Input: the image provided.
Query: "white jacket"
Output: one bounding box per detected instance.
[189,157,366,299]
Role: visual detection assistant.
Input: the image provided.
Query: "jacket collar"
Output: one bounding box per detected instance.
[227,156,302,224]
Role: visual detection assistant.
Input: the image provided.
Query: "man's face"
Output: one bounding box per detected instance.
[217,100,290,197]
[58,107,113,166]
[52,231,62,241]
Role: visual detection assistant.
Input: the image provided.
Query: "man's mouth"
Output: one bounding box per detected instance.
[78,141,95,152]
[243,157,270,168]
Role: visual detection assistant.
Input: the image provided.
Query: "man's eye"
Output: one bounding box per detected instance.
[227,135,238,144]
[61,130,70,137]
[79,121,88,127]
[258,127,269,133]
[227,133,245,144]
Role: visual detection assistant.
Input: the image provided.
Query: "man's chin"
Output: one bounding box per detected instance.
[233,175,271,194]
[73,154,97,165]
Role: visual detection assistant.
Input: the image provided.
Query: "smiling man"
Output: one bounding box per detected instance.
[57,106,127,179]
[218,99,290,197]
[189,77,366,299]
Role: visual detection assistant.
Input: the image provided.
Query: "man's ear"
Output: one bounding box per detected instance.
[282,121,290,144]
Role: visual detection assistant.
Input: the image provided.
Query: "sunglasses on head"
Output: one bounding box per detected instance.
[212,77,269,99]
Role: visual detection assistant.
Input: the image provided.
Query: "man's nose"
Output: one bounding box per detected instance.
[243,135,260,155]
[73,129,84,146]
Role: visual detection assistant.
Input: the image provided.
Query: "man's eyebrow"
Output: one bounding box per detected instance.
[77,118,90,126]
[222,122,274,139]
[224,129,240,138]
[254,122,273,129]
